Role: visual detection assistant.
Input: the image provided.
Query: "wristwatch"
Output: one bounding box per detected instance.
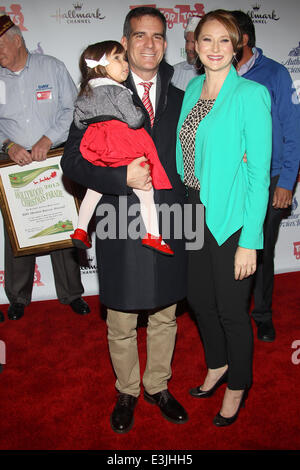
[1,140,15,154]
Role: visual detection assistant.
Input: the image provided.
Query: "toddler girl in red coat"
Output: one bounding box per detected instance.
[70,41,173,255]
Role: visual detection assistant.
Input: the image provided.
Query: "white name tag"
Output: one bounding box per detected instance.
[36,90,52,101]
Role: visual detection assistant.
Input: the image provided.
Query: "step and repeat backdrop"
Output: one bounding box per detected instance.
[0,0,299,303]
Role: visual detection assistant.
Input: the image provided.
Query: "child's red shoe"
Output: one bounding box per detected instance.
[70,228,91,249]
[142,233,174,256]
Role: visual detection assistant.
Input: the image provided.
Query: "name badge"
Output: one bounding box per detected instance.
[36,90,52,101]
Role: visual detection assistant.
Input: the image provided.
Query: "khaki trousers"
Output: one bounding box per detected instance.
[106,304,177,397]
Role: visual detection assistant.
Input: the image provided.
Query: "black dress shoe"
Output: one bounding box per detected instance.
[190,369,228,398]
[213,389,248,427]
[110,393,137,434]
[257,320,275,342]
[0,311,5,322]
[144,389,188,424]
[7,303,25,320]
[69,298,90,315]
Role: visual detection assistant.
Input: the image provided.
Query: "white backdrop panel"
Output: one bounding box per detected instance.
[0,0,299,303]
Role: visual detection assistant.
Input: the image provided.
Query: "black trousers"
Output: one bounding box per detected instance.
[252,175,288,324]
[4,224,84,306]
[187,189,253,390]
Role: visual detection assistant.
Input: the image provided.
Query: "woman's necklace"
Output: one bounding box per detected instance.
[201,77,226,100]
[201,81,218,100]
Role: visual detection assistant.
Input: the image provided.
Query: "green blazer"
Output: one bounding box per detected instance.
[176,65,272,249]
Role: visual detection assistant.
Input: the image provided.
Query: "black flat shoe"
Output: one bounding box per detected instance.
[144,389,188,424]
[213,389,248,427]
[110,393,137,434]
[7,303,25,321]
[69,298,90,315]
[190,369,228,398]
[0,311,5,322]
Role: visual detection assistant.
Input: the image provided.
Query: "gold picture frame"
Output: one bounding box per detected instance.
[0,148,80,256]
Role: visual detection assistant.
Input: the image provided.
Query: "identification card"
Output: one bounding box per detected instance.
[36,90,52,101]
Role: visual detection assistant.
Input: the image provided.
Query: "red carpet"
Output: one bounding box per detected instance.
[0,271,300,451]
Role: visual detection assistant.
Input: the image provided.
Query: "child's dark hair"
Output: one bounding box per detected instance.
[79,40,125,96]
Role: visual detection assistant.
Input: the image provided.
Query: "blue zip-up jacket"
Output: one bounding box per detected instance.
[242,48,300,191]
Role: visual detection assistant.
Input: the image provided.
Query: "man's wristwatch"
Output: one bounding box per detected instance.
[2,141,15,154]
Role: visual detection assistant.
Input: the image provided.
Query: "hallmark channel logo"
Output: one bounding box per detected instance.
[281,196,300,229]
[247,3,280,24]
[130,3,205,29]
[291,197,298,213]
[30,42,44,55]
[51,1,105,25]
[0,3,27,30]
[79,253,98,275]
[289,42,300,57]
[282,42,300,75]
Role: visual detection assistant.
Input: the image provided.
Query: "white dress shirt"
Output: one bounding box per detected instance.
[131,71,157,114]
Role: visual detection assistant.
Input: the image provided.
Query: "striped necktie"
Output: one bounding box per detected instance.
[139,81,154,127]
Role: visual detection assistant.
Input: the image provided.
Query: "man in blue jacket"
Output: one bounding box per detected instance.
[232,11,300,342]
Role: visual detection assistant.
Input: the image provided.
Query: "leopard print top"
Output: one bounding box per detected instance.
[179,98,215,190]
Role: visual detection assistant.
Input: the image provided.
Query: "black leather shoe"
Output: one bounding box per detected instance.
[69,298,90,315]
[7,303,25,320]
[257,320,275,342]
[110,393,137,434]
[213,389,248,427]
[190,369,228,398]
[0,311,5,322]
[144,389,188,424]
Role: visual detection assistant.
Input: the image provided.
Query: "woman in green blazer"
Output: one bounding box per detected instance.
[176,10,272,426]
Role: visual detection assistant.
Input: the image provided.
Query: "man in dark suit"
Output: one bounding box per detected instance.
[61,7,188,433]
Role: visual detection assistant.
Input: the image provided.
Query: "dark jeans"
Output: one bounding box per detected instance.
[252,175,288,324]
[187,188,253,390]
